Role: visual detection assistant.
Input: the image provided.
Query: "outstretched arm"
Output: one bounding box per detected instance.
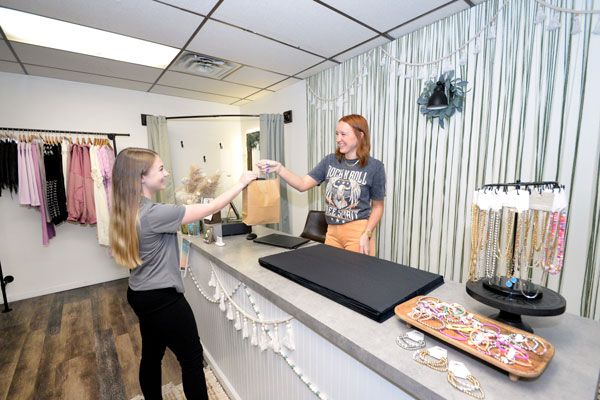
[257,160,318,192]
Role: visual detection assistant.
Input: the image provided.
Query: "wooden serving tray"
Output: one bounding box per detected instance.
[395,296,554,381]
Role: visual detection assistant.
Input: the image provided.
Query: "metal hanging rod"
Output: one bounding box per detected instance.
[141,113,260,126]
[0,127,130,157]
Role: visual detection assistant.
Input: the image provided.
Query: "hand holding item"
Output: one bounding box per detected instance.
[239,171,259,187]
[257,159,282,174]
[359,232,370,255]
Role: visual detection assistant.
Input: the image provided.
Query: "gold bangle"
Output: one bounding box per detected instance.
[364,229,372,238]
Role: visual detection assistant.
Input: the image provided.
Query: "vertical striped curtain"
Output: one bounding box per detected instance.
[307,0,600,319]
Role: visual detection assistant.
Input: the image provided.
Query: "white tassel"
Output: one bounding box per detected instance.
[349,86,355,95]
[283,321,296,351]
[404,67,413,79]
[487,22,496,40]
[442,58,453,74]
[226,301,234,320]
[571,15,582,35]
[208,271,216,287]
[379,57,386,67]
[242,317,249,338]
[219,292,226,312]
[259,325,268,351]
[535,7,546,25]
[213,285,220,300]
[272,324,280,353]
[250,323,258,346]
[594,16,600,35]
[547,13,561,31]
[472,38,481,55]
[234,311,242,330]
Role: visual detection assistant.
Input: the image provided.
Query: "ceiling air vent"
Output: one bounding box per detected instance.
[172,51,239,79]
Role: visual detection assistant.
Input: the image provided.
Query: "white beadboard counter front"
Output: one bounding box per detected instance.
[181,226,600,400]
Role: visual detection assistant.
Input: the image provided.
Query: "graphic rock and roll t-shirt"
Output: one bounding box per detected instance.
[308,153,386,225]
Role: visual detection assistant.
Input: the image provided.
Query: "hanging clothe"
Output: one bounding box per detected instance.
[34,141,52,223]
[97,145,115,209]
[30,140,56,245]
[44,142,68,224]
[90,145,110,245]
[67,144,96,224]
[0,138,18,197]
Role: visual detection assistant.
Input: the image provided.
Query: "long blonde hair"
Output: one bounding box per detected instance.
[109,147,157,269]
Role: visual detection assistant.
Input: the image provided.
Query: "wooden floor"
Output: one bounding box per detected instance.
[0,278,183,400]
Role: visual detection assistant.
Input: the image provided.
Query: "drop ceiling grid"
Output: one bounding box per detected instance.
[186,19,325,76]
[210,0,377,58]
[223,66,288,88]
[387,2,468,38]
[153,0,221,16]
[159,70,261,98]
[0,39,17,62]
[0,59,23,74]
[151,84,241,104]
[0,0,203,48]
[12,42,164,83]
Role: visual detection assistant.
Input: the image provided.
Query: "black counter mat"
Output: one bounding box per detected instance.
[258,244,444,322]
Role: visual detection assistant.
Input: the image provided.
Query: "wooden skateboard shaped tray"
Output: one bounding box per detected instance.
[395,296,554,381]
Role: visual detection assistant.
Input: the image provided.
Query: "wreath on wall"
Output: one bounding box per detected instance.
[417,71,467,129]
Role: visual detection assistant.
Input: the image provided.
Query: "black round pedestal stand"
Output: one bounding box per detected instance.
[466,278,566,334]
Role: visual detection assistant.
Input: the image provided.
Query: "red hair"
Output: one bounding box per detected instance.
[335,114,371,167]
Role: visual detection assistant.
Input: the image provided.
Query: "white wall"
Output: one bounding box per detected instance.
[240,80,309,236]
[0,71,242,301]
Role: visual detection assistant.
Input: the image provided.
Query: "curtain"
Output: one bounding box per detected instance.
[146,115,175,204]
[259,113,290,233]
[307,0,600,319]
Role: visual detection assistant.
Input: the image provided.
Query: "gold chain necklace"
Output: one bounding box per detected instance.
[343,157,360,167]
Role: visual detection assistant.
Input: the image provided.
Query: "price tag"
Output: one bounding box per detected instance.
[449,361,471,379]
[428,346,447,360]
[507,347,516,360]
[406,330,424,342]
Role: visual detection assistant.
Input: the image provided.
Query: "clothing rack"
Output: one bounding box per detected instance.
[140,113,260,126]
[482,180,562,191]
[0,126,130,157]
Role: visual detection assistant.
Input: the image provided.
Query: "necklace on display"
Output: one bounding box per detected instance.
[343,156,360,167]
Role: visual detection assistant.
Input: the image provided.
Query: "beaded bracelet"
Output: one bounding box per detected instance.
[447,370,485,399]
[413,350,448,372]
[395,333,426,350]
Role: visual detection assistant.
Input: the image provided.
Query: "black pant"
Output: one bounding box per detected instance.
[127,287,209,400]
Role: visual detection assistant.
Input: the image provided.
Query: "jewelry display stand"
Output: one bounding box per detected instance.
[467,180,567,333]
[466,278,566,333]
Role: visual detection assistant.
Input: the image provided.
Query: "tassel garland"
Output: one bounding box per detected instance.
[251,323,258,346]
[242,317,249,338]
[234,311,242,330]
[282,321,295,351]
[272,324,280,353]
[226,301,234,320]
[208,271,216,287]
[259,325,268,351]
[219,292,226,312]
[213,285,220,300]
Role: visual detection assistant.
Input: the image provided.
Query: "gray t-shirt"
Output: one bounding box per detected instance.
[308,153,386,225]
[129,197,186,293]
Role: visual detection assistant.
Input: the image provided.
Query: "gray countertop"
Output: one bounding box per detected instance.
[183,226,600,400]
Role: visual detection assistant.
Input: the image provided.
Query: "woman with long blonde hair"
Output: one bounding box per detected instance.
[258,114,386,256]
[110,147,257,399]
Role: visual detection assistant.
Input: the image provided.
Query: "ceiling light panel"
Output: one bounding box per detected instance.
[321,0,452,33]
[223,66,288,88]
[0,39,17,62]
[0,0,202,48]
[188,20,324,76]
[151,85,241,104]
[159,71,259,98]
[25,64,153,92]
[211,0,375,58]
[0,7,179,68]
[12,42,164,83]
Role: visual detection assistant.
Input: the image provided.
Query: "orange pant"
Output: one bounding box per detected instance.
[325,219,375,256]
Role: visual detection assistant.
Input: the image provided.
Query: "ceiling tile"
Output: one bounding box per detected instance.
[320,0,454,33]
[158,71,257,98]
[333,36,390,63]
[0,60,24,74]
[0,39,17,62]
[266,77,302,92]
[246,90,272,101]
[155,0,219,15]
[151,85,240,104]
[294,61,338,79]
[11,42,163,83]
[211,0,376,58]
[25,64,153,91]
[0,0,203,48]
[223,66,288,88]
[231,99,251,106]
[187,20,324,76]
[388,2,468,39]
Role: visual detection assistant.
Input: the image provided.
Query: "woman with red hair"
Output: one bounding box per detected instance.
[258,114,386,256]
